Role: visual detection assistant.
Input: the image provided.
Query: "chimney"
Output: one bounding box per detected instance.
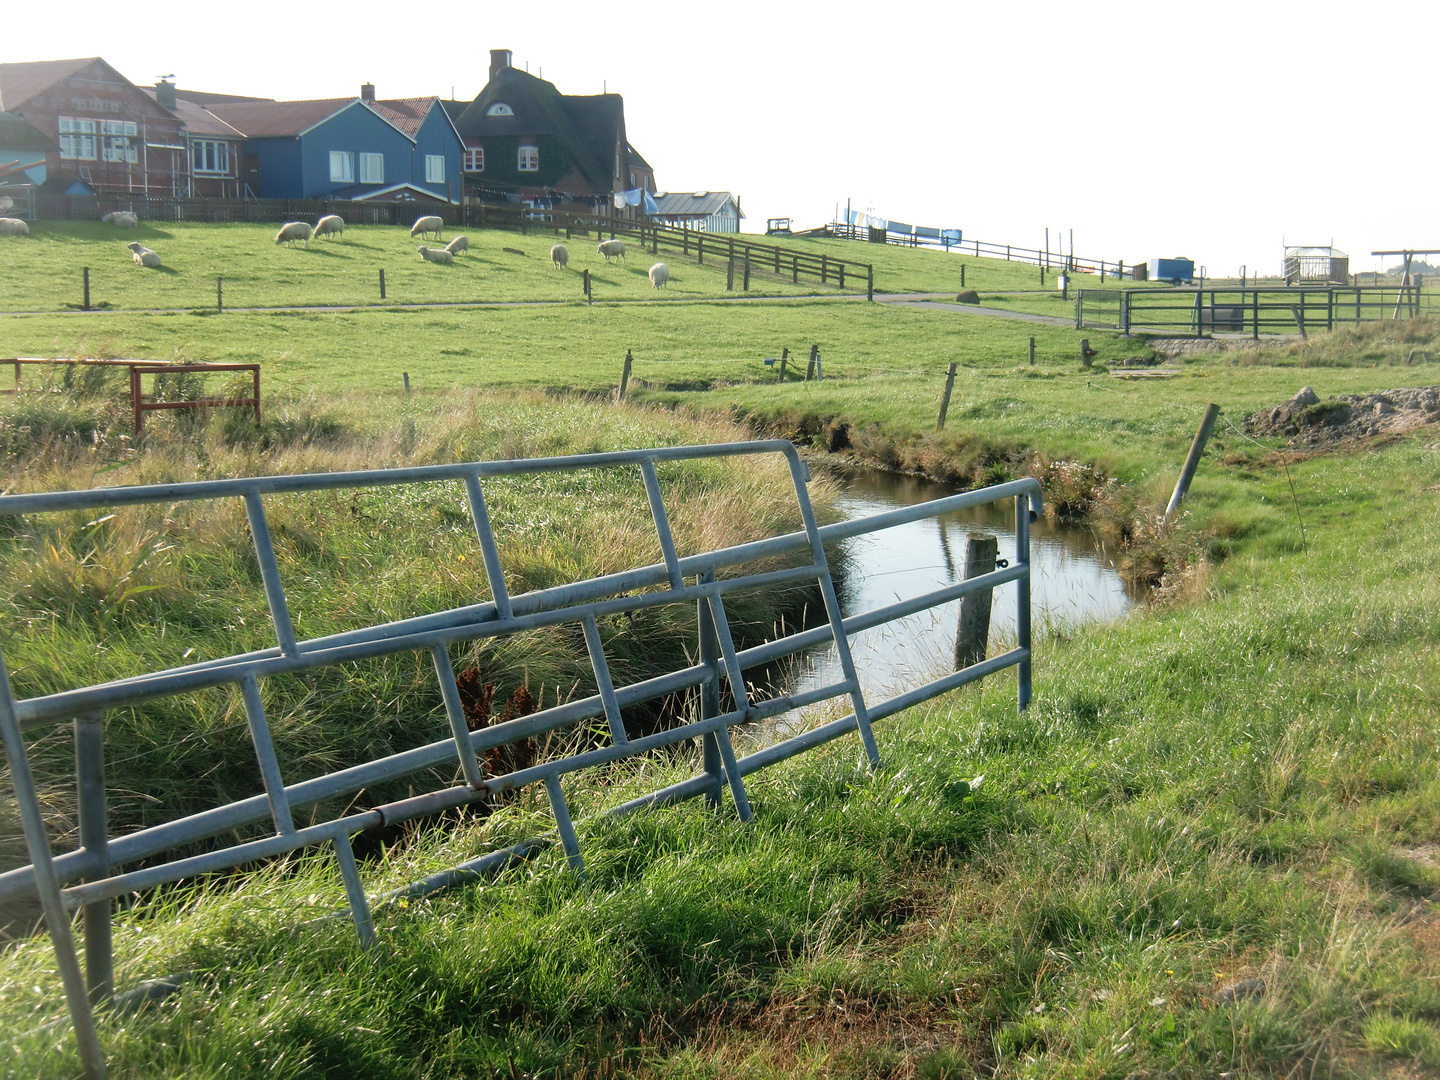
[155,79,177,110]
[360,83,375,103]
[489,49,512,81]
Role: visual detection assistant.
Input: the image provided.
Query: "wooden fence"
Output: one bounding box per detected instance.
[32,195,874,298]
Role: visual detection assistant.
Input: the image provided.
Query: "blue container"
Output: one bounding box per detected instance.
[1149,257,1195,285]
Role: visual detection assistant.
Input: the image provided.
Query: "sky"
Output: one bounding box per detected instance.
[5,0,1436,274]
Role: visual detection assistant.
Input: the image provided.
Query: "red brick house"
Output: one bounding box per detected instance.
[0,58,187,195]
[144,80,246,198]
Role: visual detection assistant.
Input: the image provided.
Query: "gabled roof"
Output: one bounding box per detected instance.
[330,181,450,202]
[370,97,438,139]
[452,67,624,191]
[206,97,415,141]
[140,90,245,138]
[0,111,58,153]
[174,89,274,107]
[626,143,652,171]
[0,57,97,111]
[652,191,743,219]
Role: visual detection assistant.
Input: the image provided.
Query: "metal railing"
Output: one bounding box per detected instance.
[1076,285,1437,337]
[0,442,1039,1079]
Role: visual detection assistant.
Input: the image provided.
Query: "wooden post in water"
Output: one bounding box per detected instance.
[616,350,632,401]
[936,362,958,431]
[954,534,999,671]
[1163,403,1220,524]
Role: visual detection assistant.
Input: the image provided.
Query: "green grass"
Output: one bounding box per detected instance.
[4,235,1440,1078]
[0,222,839,313]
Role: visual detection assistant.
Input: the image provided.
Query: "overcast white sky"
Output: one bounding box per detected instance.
[6,0,1436,273]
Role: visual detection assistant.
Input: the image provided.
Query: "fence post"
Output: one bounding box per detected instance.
[743,254,751,291]
[805,344,817,381]
[1040,266,1046,287]
[954,534,998,671]
[726,258,734,290]
[1164,403,1221,524]
[379,268,386,300]
[867,264,873,302]
[616,349,632,400]
[1326,289,1334,331]
[1074,294,1082,329]
[936,362,958,431]
[83,267,90,311]
[960,264,965,289]
[75,714,112,1007]
[1028,336,1036,365]
[778,347,788,383]
[216,276,223,313]
[1253,289,1260,340]
[697,236,703,265]
[821,254,828,285]
[584,268,592,304]
[1289,305,1307,338]
[1080,338,1091,368]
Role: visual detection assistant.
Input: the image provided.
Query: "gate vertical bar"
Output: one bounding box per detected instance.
[430,645,487,788]
[1014,495,1032,711]
[581,615,629,745]
[331,832,376,947]
[242,493,298,656]
[697,569,724,810]
[0,653,106,1080]
[239,676,295,834]
[544,776,585,874]
[75,713,113,1006]
[463,474,512,621]
[699,591,753,821]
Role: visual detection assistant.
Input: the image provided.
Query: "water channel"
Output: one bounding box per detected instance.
[770,468,1143,724]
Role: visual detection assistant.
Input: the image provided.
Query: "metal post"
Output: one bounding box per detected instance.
[936,362,958,431]
[1014,496,1032,712]
[0,654,107,1079]
[239,675,295,834]
[543,776,585,875]
[1164,403,1221,524]
[331,832,376,947]
[697,569,724,810]
[242,493,299,656]
[75,714,113,1007]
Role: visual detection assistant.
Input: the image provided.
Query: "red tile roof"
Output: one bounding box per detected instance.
[205,98,355,138]
[371,97,438,139]
[0,58,101,111]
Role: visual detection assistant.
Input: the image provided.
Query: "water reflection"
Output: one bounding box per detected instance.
[779,468,1142,711]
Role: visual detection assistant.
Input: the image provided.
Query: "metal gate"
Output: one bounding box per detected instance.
[0,440,1040,1079]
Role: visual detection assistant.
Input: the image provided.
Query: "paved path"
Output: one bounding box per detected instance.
[883,298,1074,326]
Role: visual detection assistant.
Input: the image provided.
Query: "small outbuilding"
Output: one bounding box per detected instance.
[650,191,743,234]
[1283,245,1349,285]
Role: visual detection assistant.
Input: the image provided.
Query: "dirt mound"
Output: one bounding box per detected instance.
[1247,384,1440,445]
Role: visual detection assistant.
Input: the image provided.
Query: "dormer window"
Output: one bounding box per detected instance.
[486,103,513,116]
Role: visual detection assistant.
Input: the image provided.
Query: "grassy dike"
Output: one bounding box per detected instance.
[3,235,1440,1076]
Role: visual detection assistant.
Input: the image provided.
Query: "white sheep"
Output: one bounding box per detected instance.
[0,217,29,236]
[126,241,161,268]
[417,245,454,265]
[274,221,313,248]
[101,211,138,228]
[648,262,670,289]
[550,243,569,269]
[313,214,345,240]
[410,215,444,240]
[443,235,469,256]
[597,238,626,264]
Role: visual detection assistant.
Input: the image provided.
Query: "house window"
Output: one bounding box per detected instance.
[102,137,138,164]
[358,152,384,184]
[463,146,484,172]
[192,140,229,175]
[485,103,513,116]
[518,145,539,172]
[330,150,354,183]
[425,154,445,183]
[57,117,97,161]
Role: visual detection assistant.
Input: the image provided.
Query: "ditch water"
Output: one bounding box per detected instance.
[766,468,1143,727]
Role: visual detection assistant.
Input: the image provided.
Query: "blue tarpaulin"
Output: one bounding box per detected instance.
[887,221,912,234]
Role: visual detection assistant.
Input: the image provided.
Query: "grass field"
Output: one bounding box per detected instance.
[3,234,1440,1078]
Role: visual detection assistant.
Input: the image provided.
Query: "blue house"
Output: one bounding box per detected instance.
[203,86,462,201]
[0,111,57,186]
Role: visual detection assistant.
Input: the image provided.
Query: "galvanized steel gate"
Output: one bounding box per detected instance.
[0,440,1040,1079]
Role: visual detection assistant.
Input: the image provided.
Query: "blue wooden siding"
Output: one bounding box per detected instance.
[408,106,462,200]
[244,137,303,199]
[300,103,412,197]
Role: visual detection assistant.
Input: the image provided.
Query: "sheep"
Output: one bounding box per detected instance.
[417,245,454,265]
[410,215,444,240]
[313,214,345,240]
[101,210,138,228]
[0,195,12,212]
[126,241,161,268]
[597,238,626,264]
[443,235,469,256]
[274,221,313,248]
[648,262,670,289]
[550,243,569,269]
[0,217,29,236]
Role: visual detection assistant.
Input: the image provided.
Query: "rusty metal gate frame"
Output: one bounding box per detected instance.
[0,440,1040,1079]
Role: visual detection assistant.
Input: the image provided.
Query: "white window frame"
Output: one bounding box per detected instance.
[425,154,445,183]
[464,146,484,172]
[358,152,384,184]
[485,103,513,116]
[58,117,98,161]
[518,145,539,172]
[330,150,354,183]
[192,140,230,175]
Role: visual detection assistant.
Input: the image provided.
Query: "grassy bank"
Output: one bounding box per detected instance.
[4,431,1440,1078]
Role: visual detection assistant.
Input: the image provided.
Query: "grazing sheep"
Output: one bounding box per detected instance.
[126,241,161,268]
[648,262,670,289]
[313,214,345,240]
[417,245,454,265]
[597,238,626,264]
[0,196,12,212]
[101,211,138,228]
[274,221,313,248]
[410,215,444,240]
[443,235,469,256]
[550,243,569,269]
[0,217,29,236]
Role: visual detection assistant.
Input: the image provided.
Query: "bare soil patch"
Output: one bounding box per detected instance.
[1246,385,1440,446]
